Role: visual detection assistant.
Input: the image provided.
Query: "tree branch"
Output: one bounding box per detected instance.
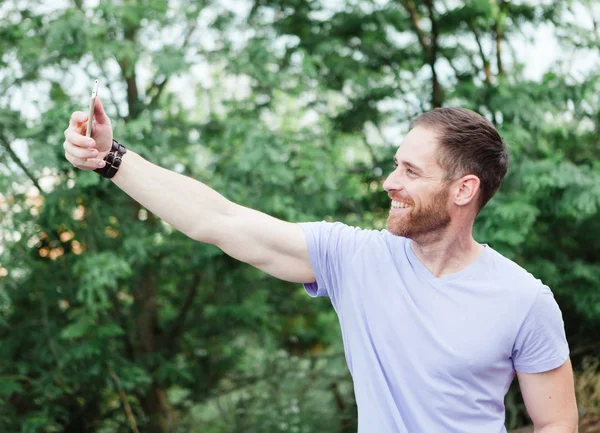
[495,24,504,76]
[401,0,429,53]
[98,61,125,120]
[117,25,141,120]
[134,271,159,354]
[0,136,44,193]
[361,135,381,167]
[391,69,418,119]
[109,367,140,433]
[108,290,136,362]
[424,0,442,107]
[147,20,199,110]
[468,20,498,123]
[443,53,461,78]
[401,0,442,107]
[40,291,61,370]
[118,56,140,120]
[469,21,492,85]
[164,271,203,348]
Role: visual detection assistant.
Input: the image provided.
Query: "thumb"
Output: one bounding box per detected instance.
[93,97,110,125]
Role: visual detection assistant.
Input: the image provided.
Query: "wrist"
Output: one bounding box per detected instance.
[94,139,127,179]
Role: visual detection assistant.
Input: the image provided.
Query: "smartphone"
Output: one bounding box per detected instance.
[85,79,99,137]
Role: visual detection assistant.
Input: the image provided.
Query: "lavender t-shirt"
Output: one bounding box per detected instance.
[300,222,569,433]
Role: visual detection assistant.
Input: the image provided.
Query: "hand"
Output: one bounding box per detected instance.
[63,97,113,171]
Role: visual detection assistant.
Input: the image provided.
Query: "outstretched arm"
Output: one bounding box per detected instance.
[64,99,315,283]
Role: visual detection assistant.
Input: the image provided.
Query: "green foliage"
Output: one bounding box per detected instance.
[0,0,599,432]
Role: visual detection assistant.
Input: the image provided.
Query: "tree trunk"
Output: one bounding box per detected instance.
[139,383,178,433]
[424,0,443,108]
[134,271,178,433]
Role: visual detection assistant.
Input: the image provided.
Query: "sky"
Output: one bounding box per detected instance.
[0,0,598,260]
[1,0,599,190]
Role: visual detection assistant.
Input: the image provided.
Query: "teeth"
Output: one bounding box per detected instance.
[392,200,410,209]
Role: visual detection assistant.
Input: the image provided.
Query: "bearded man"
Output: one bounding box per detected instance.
[64,101,578,433]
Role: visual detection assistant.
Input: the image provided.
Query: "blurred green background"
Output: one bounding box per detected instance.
[0,0,599,432]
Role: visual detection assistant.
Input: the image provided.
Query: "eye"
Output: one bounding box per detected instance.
[405,168,418,178]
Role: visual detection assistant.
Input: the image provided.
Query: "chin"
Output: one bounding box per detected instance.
[386,215,410,238]
[386,212,451,240]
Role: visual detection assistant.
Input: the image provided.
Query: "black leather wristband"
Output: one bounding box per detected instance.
[94,139,127,179]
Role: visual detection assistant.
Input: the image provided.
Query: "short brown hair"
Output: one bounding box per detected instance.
[411,107,509,210]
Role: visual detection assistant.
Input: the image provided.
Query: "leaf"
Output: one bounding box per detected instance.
[73,252,132,311]
[60,318,92,339]
[0,377,23,397]
[77,170,101,188]
[94,323,124,338]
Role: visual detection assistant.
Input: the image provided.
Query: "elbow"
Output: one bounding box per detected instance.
[188,203,236,245]
[187,224,219,245]
[533,420,578,433]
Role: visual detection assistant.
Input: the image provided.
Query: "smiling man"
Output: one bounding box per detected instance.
[64,102,577,432]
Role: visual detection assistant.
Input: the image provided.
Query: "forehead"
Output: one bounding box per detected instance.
[395,126,443,172]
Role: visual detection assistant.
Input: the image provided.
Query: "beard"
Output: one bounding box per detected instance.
[386,185,451,239]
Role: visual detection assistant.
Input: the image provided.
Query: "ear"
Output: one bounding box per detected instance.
[453,175,480,206]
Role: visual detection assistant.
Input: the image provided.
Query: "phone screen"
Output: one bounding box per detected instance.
[85,80,99,137]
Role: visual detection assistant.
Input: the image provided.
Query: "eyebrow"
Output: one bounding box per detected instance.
[394,157,424,173]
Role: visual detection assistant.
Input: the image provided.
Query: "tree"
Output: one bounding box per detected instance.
[0,1,599,432]
[0,1,357,431]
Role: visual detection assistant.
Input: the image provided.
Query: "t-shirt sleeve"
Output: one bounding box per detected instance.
[298,221,363,308]
[511,286,570,373]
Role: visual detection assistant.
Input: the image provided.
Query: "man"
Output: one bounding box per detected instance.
[64,100,578,432]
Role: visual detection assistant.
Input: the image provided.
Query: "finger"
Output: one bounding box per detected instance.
[65,152,105,170]
[84,158,106,170]
[64,151,87,168]
[69,111,88,128]
[65,129,95,148]
[93,97,110,125]
[64,140,99,159]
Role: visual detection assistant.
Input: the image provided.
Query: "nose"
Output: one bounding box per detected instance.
[383,169,402,193]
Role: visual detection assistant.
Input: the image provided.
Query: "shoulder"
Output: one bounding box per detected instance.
[299,221,393,243]
[484,246,551,303]
[299,221,407,257]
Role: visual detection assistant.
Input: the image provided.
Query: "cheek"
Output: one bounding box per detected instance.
[431,187,452,208]
[403,183,423,205]
[413,186,445,208]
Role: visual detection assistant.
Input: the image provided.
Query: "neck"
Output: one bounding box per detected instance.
[409,221,483,278]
